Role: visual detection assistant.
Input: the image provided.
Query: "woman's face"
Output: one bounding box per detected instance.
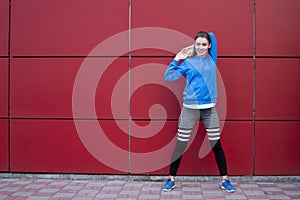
[194,37,211,58]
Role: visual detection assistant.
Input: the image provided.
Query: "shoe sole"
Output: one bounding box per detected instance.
[162,186,175,192]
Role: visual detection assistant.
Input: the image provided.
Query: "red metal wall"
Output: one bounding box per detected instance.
[0,0,299,175]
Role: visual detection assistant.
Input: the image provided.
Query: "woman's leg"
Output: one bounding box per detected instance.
[211,139,228,178]
[201,107,236,192]
[201,107,228,177]
[169,107,199,178]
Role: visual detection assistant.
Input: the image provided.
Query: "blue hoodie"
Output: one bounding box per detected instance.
[164,32,217,106]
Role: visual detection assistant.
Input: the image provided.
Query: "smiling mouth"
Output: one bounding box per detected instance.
[197,50,206,54]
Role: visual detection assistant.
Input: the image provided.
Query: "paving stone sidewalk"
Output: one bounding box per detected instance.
[0,178,300,200]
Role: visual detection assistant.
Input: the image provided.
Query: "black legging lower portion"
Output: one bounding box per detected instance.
[169,139,228,176]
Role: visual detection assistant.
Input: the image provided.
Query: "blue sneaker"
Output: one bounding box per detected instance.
[162,179,175,191]
[220,179,236,193]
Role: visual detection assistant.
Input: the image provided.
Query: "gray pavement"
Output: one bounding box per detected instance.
[0,174,300,199]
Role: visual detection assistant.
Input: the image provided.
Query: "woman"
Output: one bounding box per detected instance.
[162,31,236,193]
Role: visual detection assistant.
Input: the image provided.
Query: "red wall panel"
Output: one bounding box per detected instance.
[255,122,300,175]
[0,0,9,56]
[11,58,128,119]
[11,0,128,56]
[131,0,253,56]
[0,59,8,117]
[11,58,81,118]
[256,58,300,120]
[256,0,300,56]
[10,119,127,174]
[95,58,129,119]
[218,59,254,120]
[0,119,9,171]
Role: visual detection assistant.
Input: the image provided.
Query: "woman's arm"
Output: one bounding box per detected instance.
[209,32,217,64]
[164,46,192,82]
[164,60,186,82]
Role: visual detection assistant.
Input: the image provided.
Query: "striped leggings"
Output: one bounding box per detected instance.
[169,106,228,176]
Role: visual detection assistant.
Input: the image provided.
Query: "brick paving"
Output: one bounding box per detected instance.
[0,178,299,200]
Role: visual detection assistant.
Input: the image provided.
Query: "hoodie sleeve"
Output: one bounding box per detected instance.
[209,32,217,64]
[164,59,187,82]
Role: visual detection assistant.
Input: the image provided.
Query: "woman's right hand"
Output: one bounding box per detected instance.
[174,45,194,61]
